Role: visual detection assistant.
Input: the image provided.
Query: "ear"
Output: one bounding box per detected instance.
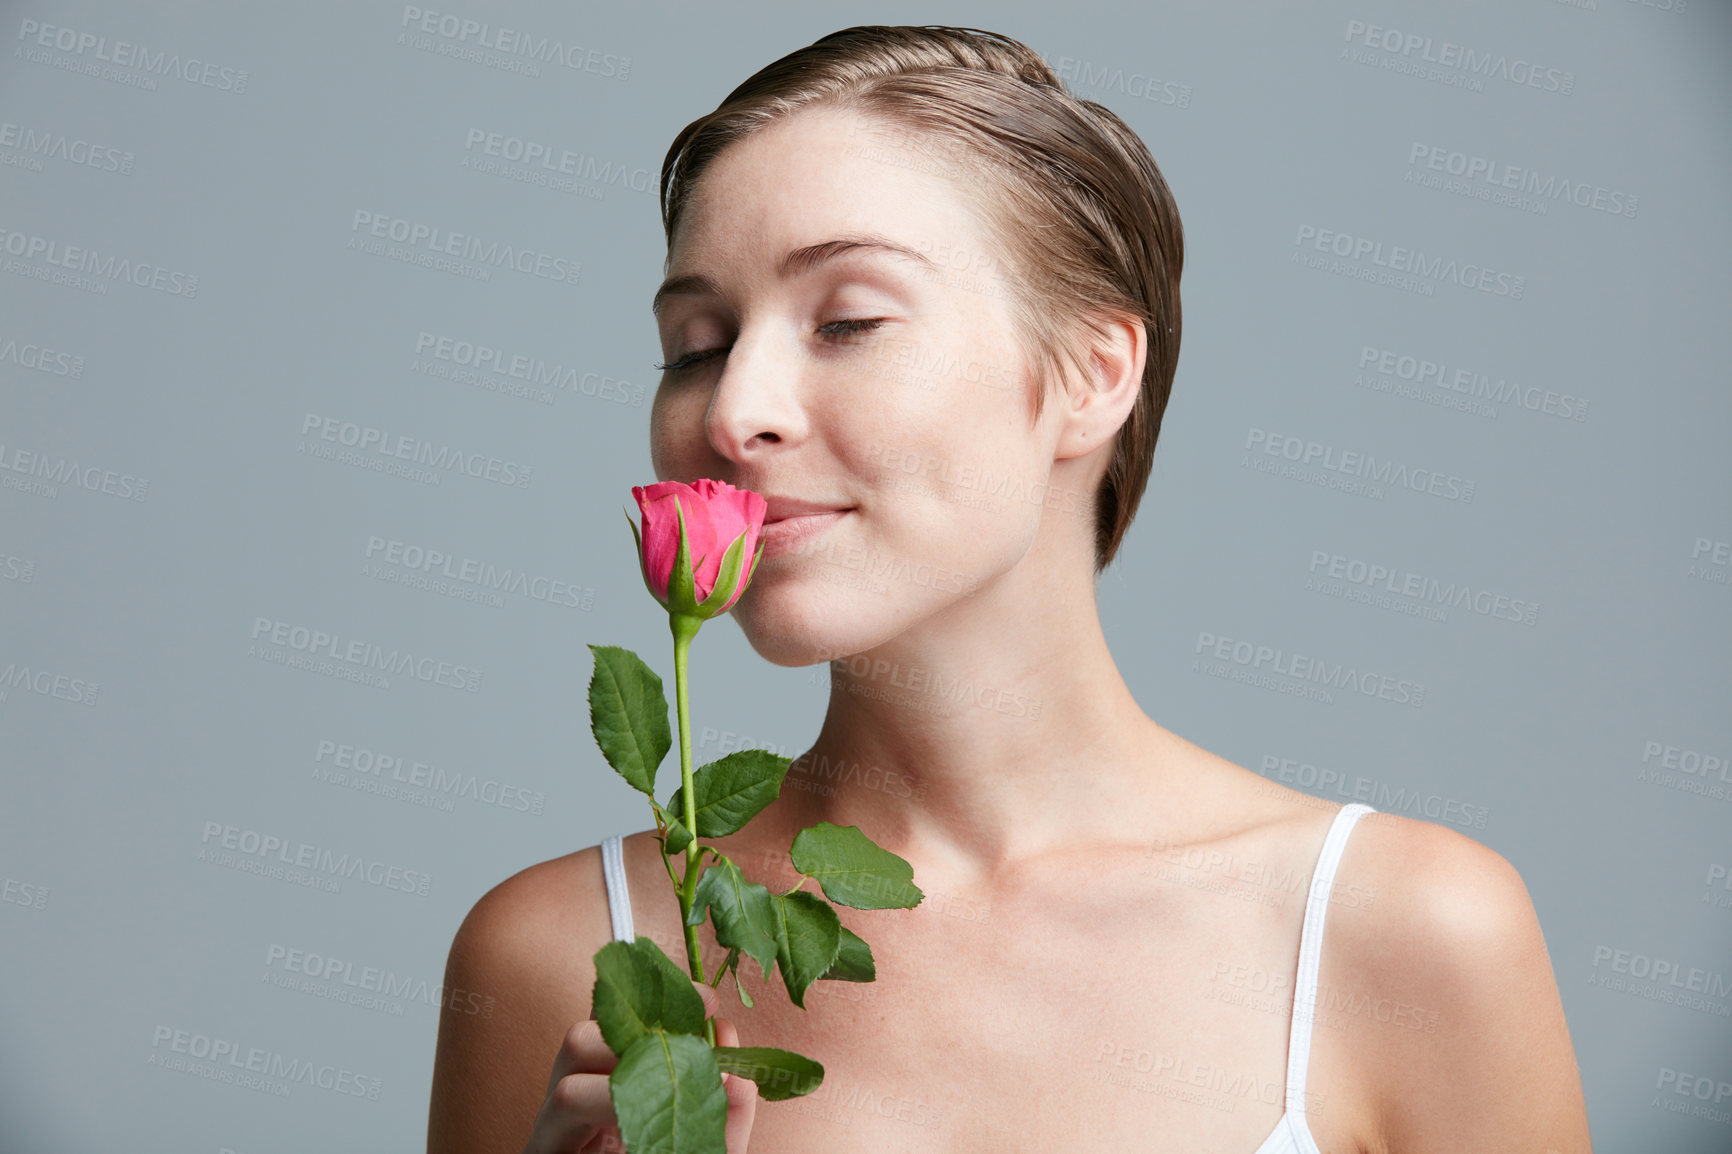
[1054,310,1146,461]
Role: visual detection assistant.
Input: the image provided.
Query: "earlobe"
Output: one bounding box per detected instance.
[1057,313,1144,459]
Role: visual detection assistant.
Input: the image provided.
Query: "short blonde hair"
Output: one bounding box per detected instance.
[659,25,1184,572]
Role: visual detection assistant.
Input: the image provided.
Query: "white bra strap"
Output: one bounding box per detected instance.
[1285,803,1375,1117]
[601,834,635,942]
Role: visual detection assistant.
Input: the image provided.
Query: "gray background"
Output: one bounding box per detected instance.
[1,0,1728,1150]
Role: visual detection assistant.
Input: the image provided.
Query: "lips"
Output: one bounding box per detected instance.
[762,496,853,524]
[759,506,851,554]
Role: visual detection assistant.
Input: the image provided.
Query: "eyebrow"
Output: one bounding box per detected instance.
[652,234,935,319]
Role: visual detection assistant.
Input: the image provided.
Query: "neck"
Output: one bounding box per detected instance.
[774,524,1183,886]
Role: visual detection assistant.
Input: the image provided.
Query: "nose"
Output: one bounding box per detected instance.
[704,325,809,463]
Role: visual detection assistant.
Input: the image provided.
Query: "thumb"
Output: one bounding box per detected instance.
[714,1013,739,1085]
[713,1015,760,1152]
[691,976,720,1019]
[714,1016,754,1093]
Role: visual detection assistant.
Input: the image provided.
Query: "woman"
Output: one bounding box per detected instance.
[429,25,1592,1154]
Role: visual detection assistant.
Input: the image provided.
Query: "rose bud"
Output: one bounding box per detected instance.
[628,479,768,623]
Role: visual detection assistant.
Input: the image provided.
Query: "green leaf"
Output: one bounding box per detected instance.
[771,890,841,1009]
[665,495,702,618]
[661,813,693,856]
[590,936,707,1056]
[695,525,751,615]
[688,856,779,983]
[731,960,754,1008]
[819,925,875,982]
[587,646,672,797]
[665,750,793,838]
[789,822,924,910]
[611,1029,728,1154]
[712,1045,825,1102]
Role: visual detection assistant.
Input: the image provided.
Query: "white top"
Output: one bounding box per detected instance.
[600,801,1377,1154]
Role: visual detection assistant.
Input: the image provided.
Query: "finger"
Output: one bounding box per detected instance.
[547,1019,619,1096]
[713,1016,760,1152]
[579,1125,629,1154]
[541,1070,616,1149]
[691,976,720,1018]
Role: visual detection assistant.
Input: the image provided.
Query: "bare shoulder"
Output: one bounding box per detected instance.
[1324,811,1593,1153]
[427,845,615,1154]
[1343,809,1538,942]
[448,844,613,997]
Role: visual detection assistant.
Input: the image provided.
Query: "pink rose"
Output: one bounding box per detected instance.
[630,479,768,616]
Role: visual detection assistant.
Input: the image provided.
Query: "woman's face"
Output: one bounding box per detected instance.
[650,107,1083,666]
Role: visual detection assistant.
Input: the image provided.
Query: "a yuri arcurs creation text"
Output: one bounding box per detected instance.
[587,478,923,1154]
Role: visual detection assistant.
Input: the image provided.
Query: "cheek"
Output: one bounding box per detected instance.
[648,387,701,476]
[880,430,1051,552]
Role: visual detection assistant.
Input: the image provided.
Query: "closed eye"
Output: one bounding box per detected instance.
[653,318,886,373]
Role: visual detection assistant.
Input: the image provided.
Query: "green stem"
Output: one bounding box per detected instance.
[669,612,717,1047]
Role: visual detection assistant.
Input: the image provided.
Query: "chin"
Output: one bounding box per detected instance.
[730,575,890,668]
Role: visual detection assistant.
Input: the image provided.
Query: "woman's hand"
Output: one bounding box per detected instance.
[522,977,760,1154]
